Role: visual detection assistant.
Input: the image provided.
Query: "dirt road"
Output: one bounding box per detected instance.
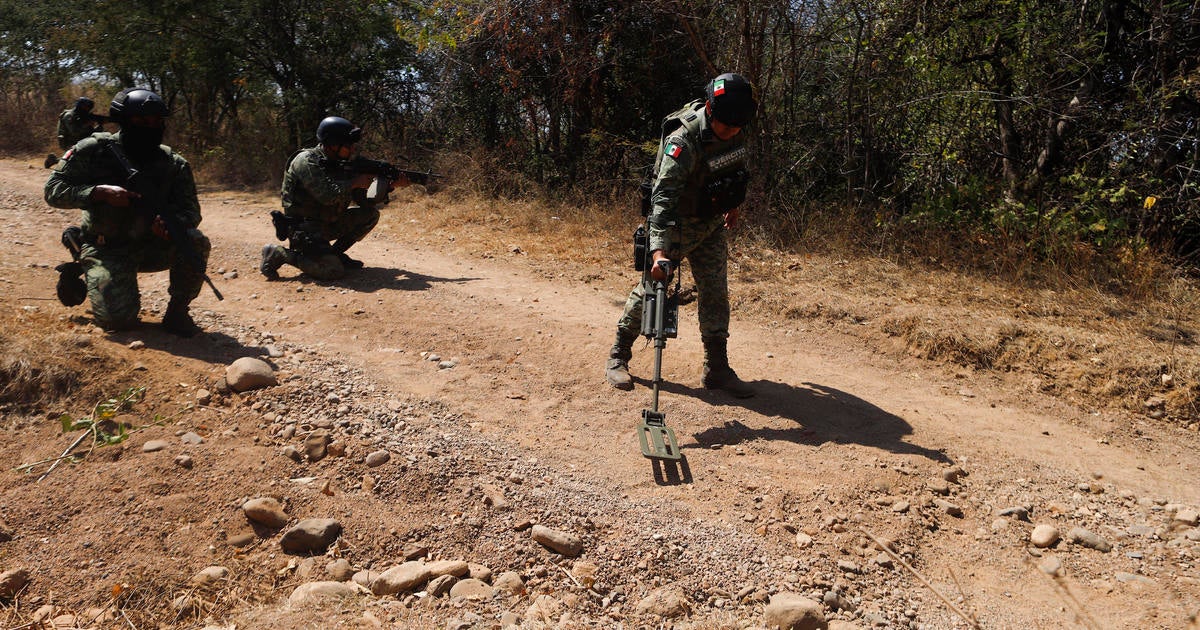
[2,156,1198,628]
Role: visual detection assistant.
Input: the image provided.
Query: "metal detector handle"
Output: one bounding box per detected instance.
[654,258,674,283]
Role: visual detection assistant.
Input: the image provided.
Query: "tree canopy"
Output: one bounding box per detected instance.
[2,0,1197,281]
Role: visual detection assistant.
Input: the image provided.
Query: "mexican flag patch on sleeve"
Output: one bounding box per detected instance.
[665,142,683,159]
[713,79,726,96]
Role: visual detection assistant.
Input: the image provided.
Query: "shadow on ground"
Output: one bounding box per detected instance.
[643,378,949,463]
[267,265,478,293]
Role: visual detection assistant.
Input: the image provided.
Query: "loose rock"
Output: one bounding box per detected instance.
[372,561,431,595]
[763,592,826,630]
[635,586,691,619]
[0,568,30,599]
[225,357,277,392]
[530,524,583,557]
[242,497,289,529]
[1068,527,1112,552]
[449,578,494,600]
[1031,524,1060,548]
[288,581,365,605]
[280,518,342,554]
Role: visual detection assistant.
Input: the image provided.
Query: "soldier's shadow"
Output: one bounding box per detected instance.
[649,378,950,463]
[281,266,478,293]
[102,325,266,364]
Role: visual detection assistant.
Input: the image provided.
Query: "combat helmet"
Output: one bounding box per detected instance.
[705,73,758,127]
[108,88,169,124]
[316,116,362,145]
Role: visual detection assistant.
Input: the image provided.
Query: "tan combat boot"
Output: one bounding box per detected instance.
[605,330,637,390]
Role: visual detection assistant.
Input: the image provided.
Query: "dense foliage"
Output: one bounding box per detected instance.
[2,0,1197,281]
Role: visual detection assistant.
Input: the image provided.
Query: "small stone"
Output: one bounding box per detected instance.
[128,340,145,350]
[0,568,30,599]
[287,581,364,605]
[448,578,493,600]
[174,454,194,469]
[891,500,910,513]
[305,430,330,462]
[530,524,583,557]
[242,497,289,529]
[927,478,951,495]
[1031,524,1060,548]
[426,574,457,597]
[365,450,391,468]
[227,532,255,548]
[372,561,431,595]
[635,586,690,619]
[142,439,169,453]
[998,506,1030,521]
[934,499,963,517]
[1068,527,1112,552]
[1174,509,1199,527]
[795,532,814,549]
[280,518,342,554]
[492,571,526,596]
[180,431,203,445]
[326,558,354,582]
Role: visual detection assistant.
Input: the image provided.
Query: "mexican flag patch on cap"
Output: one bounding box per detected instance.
[713,79,726,96]
[665,142,683,158]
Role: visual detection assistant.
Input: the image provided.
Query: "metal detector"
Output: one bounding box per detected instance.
[637,259,682,460]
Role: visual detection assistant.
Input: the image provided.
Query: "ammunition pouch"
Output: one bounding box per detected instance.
[270,210,300,241]
[633,225,648,272]
[698,168,749,218]
[61,226,83,259]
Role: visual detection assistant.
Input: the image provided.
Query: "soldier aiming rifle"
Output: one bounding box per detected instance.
[261,116,441,281]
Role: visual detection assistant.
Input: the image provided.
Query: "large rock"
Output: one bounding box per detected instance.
[242,497,289,529]
[280,518,342,554]
[764,592,827,630]
[225,357,277,392]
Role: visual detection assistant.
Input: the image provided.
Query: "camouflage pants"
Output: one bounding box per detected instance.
[285,206,379,280]
[616,216,729,342]
[80,229,211,331]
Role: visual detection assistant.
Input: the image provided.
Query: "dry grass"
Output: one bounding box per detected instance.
[386,186,1200,424]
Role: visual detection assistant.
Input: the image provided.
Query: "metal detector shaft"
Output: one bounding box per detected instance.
[638,260,681,460]
[649,275,668,412]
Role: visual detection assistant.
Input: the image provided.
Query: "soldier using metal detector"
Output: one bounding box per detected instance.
[606,72,760,413]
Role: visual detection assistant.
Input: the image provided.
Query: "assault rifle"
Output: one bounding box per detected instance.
[326,156,444,206]
[105,143,224,301]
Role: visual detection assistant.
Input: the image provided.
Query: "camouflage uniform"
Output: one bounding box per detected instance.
[56,108,101,150]
[265,146,379,280]
[44,132,209,331]
[615,100,748,342]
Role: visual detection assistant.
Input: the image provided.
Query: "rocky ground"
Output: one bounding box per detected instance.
[0,156,1199,629]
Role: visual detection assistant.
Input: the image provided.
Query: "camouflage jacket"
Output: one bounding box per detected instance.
[647,100,749,253]
[56,108,100,150]
[280,146,357,223]
[44,132,201,244]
